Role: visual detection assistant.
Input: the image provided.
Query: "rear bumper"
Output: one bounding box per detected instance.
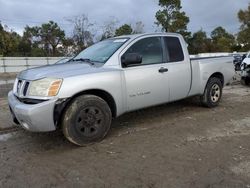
[8,91,57,132]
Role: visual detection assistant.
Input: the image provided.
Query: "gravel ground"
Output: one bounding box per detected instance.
[0,83,250,188]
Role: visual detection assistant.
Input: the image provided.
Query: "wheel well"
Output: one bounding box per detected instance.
[209,72,224,86]
[71,89,117,118]
[53,89,117,128]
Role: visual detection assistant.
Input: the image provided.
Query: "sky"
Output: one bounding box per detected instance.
[0,0,249,37]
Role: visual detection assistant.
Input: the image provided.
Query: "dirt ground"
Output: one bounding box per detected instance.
[1,83,250,188]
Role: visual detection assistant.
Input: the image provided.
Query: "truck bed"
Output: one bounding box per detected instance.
[188,56,234,96]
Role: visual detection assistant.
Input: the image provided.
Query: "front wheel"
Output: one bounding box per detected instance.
[62,95,112,146]
[200,77,223,108]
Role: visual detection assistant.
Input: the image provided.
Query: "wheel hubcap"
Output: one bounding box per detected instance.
[75,107,104,137]
[211,84,220,102]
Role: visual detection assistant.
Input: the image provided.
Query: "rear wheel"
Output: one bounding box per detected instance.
[200,77,223,108]
[241,77,250,85]
[62,95,112,146]
[246,78,250,85]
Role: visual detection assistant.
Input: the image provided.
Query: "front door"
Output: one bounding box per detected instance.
[122,36,170,111]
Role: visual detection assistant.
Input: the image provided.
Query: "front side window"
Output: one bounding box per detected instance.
[74,38,128,63]
[164,37,184,62]
[123,37,163,65]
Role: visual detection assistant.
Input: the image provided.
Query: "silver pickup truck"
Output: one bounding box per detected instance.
[8,33,234,146]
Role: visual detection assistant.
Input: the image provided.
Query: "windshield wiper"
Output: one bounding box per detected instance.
[71,58,95,65]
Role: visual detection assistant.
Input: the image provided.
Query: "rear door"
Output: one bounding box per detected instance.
[163,36,191,101]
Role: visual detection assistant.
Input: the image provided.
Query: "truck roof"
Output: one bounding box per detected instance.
[113,32,182,40]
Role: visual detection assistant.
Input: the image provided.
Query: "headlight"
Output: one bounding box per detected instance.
[28,78,63,97]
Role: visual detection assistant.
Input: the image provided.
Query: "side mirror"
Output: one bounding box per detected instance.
[121,53,142,67]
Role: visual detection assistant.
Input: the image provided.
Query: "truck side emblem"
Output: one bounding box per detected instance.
[129,91,151,98]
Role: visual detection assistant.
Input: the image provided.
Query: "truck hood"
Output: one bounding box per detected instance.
[18,63,112,80]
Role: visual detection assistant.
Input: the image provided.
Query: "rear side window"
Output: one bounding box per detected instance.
[164,37,184,62]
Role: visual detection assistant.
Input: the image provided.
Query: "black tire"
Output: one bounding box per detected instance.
[246,78,250,85]
[241,77,250,86]
[200,77,223,108]
[62,95,112,146]
[235,64,241,71]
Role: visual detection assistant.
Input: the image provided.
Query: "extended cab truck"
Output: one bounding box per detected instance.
[8,33,235,146]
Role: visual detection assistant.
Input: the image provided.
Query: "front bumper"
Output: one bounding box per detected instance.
[8,91,57,132]
[241,69,250,78]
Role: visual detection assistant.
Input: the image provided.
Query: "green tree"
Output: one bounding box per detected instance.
[155,0,190,40]
[0,23,21,56]
[18,26,34,56]
[115,24,133,36]
[21,26,48,57]
[28,21,65,56]
[211,27,235,52]
[188,30,212,54]
[0,23,4,56]
[38,21,65,56]
[237,4,250,51]
[58,37,74,56]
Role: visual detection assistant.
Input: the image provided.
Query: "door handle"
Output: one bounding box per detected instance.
[158,67,168,73]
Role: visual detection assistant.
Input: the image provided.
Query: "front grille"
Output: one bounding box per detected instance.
[23,82,30,96]
[16,80,22,94]
[16,79,30,97]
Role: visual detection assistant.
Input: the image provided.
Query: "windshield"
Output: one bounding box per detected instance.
[73,38,128,63]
